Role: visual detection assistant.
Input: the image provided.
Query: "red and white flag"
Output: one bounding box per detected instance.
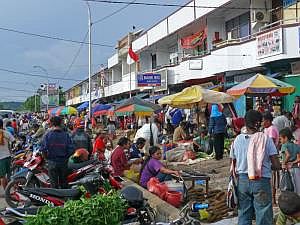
[127,47,139,65]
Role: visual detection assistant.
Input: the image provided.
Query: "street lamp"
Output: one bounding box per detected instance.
[86,1,92,120]
[33,65,49,111]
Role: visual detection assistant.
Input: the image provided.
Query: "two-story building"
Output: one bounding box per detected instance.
[66,0,300,109]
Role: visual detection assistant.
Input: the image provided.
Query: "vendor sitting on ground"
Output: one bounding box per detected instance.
[193,127,210,152]
[129,137,146,160]
[140,146,180,188]
[173,121,187,143]
[111,137,142,176]
[276,191,300,225]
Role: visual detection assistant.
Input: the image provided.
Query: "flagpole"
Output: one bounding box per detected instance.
[128,33,132,98]
[129,62,132,98]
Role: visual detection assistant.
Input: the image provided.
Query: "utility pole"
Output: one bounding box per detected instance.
[86,1,92,120]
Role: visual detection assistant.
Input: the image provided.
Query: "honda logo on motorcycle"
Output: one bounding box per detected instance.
[29,194,54,206]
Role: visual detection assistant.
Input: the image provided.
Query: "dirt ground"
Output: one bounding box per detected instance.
[168,157,231,191]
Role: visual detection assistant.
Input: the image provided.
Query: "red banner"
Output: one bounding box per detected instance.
[180,29,207,49]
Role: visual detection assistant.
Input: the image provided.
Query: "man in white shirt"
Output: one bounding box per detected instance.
[134,117,160,154]
[273,112,292,132]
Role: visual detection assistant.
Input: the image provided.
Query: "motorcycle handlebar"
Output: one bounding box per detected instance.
[69,175,101,186]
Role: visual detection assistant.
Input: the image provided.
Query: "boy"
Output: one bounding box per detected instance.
[276,191,300,225]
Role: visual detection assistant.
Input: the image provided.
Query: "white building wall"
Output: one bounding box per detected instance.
[157,50,170,67]
[132,34,147,51]
[108,53,119,69]
[207,17,226,50]
[195,0,231,19]
[168,1,195,34]
[140,51,152,72]
[147,20,168,46]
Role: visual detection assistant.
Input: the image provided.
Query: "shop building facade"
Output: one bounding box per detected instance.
[65,0,300,110]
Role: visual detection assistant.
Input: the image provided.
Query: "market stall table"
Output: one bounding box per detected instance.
[180,171,210,194]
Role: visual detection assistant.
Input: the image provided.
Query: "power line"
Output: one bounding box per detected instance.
[0,86,33,93]
[0,26,114,48]
[63,31,89,79]
[0,67,83,82]
[93,0,137,25]
[64,0,136,79]
[85,0,278,10]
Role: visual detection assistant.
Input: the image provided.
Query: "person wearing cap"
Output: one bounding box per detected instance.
[276,191,300,225]
[71,121,92,156]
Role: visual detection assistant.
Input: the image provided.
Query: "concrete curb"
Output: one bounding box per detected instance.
[123,178,180,222]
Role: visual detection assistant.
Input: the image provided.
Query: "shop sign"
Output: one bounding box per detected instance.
[283,0,297,8]
[189,59,203,70]
[137,73,161,87]
[257,29,283,59]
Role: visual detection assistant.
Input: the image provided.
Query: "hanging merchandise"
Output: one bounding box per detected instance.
[181,29,207,49]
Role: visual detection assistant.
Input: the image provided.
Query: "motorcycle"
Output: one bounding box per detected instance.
[121,186,156,225]
[0,186,155,225]
[11,171,108,207]
[5,152,120,207]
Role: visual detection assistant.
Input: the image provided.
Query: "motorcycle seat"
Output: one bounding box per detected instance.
[68,159,96,171]
[121,186,144,208]
[6,207,38,216]
[24,187,81,198]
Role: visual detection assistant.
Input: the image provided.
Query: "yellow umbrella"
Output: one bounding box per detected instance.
[60,106,78,115]
[158,85,235,108]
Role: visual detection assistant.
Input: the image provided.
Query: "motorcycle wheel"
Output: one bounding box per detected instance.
[5,177,39,208]
[138,205,156,225]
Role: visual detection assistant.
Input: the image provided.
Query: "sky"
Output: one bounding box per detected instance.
[0,0,187,102]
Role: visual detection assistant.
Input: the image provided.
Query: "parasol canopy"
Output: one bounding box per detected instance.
[158,85,235,108]
[226,74,295,96]
[114,104,154,117]
[115,96,161,111]
[60,106,78,115]
[77,102,89,111]
[48,106,64,116]
[92,104,112,114]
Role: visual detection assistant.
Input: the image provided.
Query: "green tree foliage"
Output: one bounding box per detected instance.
[23,95,41,112]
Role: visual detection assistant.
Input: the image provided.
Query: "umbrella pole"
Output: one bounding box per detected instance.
[196,105,200,133]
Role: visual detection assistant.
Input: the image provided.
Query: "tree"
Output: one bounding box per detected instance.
[23,95,41,112]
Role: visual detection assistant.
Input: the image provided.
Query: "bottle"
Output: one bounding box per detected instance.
[191,203,209,212]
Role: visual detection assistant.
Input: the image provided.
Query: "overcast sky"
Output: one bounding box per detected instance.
[0,0,185,102]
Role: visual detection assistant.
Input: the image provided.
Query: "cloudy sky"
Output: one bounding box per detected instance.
[0,0,185,102]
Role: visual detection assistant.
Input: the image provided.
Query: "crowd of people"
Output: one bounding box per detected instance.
[0,96,299,224]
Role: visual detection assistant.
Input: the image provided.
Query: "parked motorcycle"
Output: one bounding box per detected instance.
[5,152,121,207]
[0,186,155,225]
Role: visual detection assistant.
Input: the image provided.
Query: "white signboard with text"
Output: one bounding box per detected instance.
[257,29,283,59]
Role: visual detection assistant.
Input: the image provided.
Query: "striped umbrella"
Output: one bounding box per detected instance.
[226,74,295,96]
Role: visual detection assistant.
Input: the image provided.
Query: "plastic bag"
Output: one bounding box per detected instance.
[280,170,294,192]
[183,150,196,161]
[226,175,238,209]
[165,147,185,162]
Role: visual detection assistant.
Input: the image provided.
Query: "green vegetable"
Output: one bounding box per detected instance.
[25,192,127,225]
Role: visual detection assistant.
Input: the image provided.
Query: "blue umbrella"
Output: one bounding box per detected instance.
[77,102,89,111]
[92,104,112,114]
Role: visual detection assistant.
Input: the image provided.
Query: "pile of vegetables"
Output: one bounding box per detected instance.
[25,192,127,225]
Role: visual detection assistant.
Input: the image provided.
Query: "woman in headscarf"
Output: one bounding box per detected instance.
[208,104,227,160]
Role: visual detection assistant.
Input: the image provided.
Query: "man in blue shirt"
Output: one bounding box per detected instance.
[230,110,280,225]
[41,116,74,189]
[129,138,146,159]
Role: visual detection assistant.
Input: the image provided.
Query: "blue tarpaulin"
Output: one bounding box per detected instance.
[92,104,112,114]
[77,102,89,111]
